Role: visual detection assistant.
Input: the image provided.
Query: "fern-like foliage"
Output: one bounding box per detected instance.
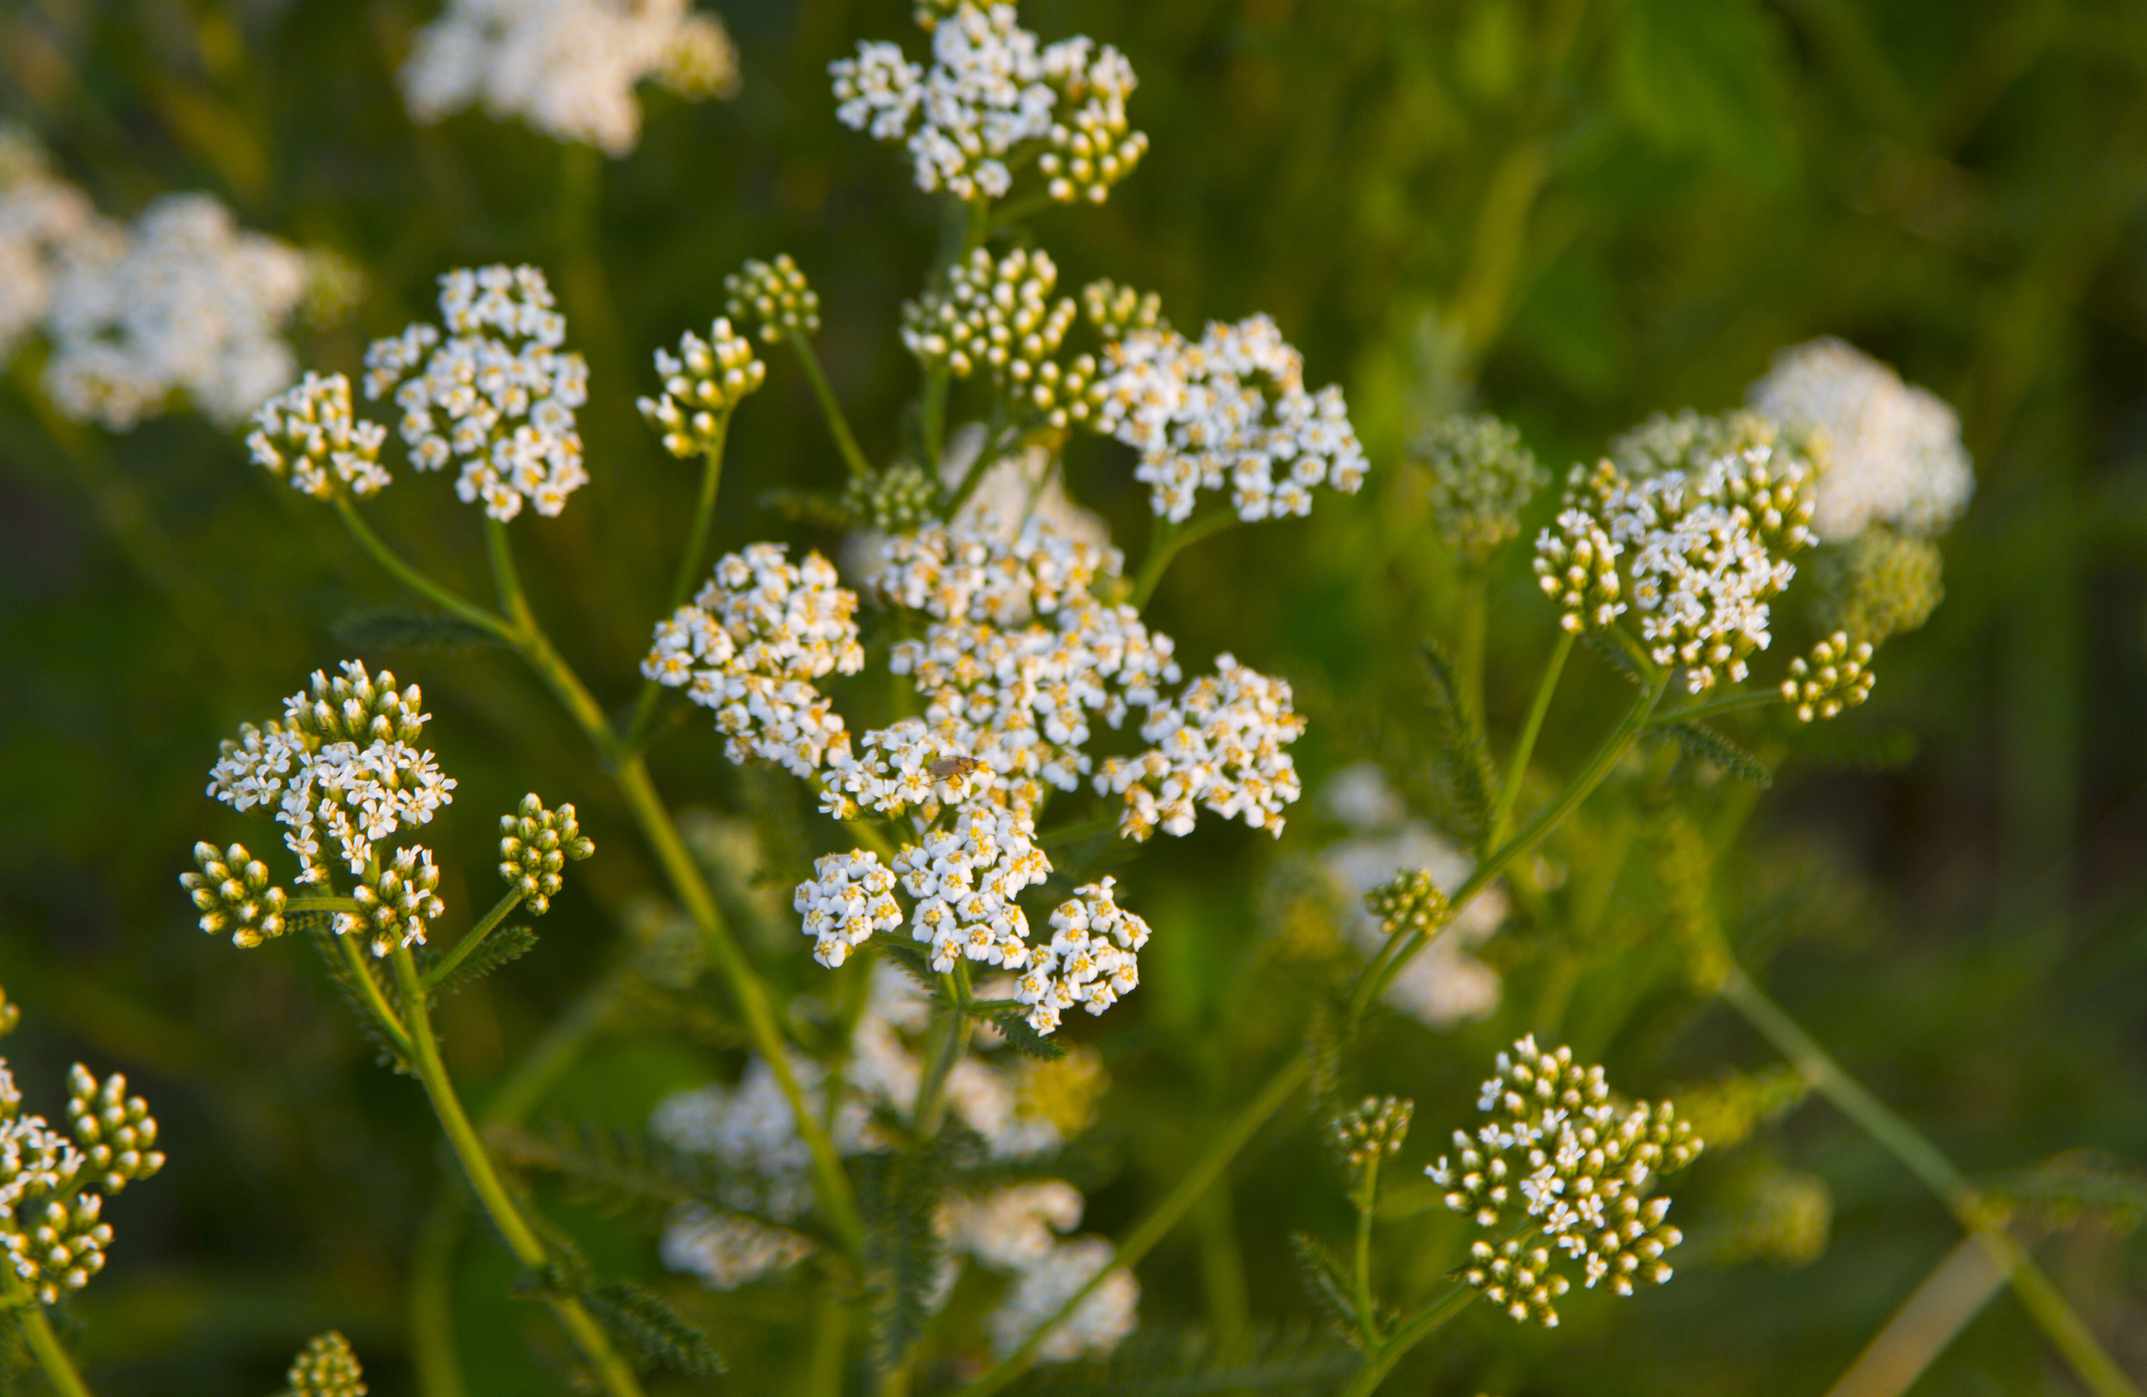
[1415,641,1498,845]
[1650,720,1774,787]
[1287,1231,1364,1347]
[495,1122,825,1246]
[856,1135,952,1370]
[580,1280,726,1378]
[986,1008,1066,1061]
[431,924,539,998]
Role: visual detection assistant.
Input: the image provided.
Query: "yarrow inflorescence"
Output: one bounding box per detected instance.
[499,793,596,915]
[830,4,1148,207]
[0,995,166,1308]
[1413,413,1547,565]
[402,0,740,155]
[723,254,822,344]
[637,316,765,458]
[1364,867,1452,939]
[180,842,290,949]
[902,247,1091,429]
[1333,1095,1414,1168]
[644,520,1310,1033]
[1426,1036,1702,1326]
[1533,443,1818,694]
[650,967,1137,1359]
[360,264,590,521]
[1780,631,1875,723]
[247,372,392,502]
[284,1330,368,1397]
[1749,338,1973,540]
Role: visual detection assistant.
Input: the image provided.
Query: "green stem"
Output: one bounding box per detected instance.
[921,368,950,477]
[1486,630,1573,850]
[335,499,516,641]
[286,895,365,915]
[955,1055,1314,1397]
[338,931,415,1060]
[625,424,730,750]
[1352,1155,1383,1346]
[790,336,874,480]
[1338,1282,1475,1397]
[1649,689,1783,727]
[13,1299,93,1397]
[1352,671,1669,1025]
[912,974,972,1138]
[424,889,527,990]
[806,1286,852,1397]
[387,949,645,1397]
[409,1194,471,1397]
[1720,967,2139,1397]
[1129,511,1238,611]
[477,520,866,1257]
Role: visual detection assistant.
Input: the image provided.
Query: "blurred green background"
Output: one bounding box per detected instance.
[4,0,2146,1391]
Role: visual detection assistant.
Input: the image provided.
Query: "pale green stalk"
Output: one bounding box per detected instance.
[423,888,526,991]
[1486,630,1574,849]
[8,1287,94,1397]
[790,336,874,480]
[1335,1283,1475,1397]
[1721,967,2138,1397]
[384,948,644,1397]
[1129,511,1239,610]
[624,423,730,749]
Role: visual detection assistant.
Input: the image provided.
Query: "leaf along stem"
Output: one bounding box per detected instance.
[423,888,528,991]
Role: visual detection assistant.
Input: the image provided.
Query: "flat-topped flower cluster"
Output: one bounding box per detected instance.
[645,520,1309,1033]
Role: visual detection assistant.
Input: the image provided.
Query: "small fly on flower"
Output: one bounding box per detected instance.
[929,755,983,782]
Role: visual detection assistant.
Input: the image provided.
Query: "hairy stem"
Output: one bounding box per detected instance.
[1129,511,1238,610]
[624,425,730,750]
[424,888,527,991]
[10,1294,93,1397]
[337,933,414,1060]
[1337,1282,1475,1397]
[1352,1154,1384,1346]
[1720,967,2139,1397]
[912,973,972,1138]
[387,949,644,1397]
[336,500,515,642]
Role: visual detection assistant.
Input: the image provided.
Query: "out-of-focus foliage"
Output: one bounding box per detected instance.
[2,0,2145,1391]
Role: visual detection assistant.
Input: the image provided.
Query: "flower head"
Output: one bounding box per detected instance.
[1364,867,1451,939]
[831,4,1147,208]
[1332,1095,1414,1168]
[1780,631,1875,723]
[1749,338,1972,539]
[285,1330,368,1397]
[362,264,589,521]
[1414,414,1547,565]
[637,317,765,457]
[248,373,392,502]
[402,0,738,155]
[180,841,291,949]
[903,248,1093,430]
[1426,1036,1702,1325]
[499,792,596,915]
[723,254,822,344]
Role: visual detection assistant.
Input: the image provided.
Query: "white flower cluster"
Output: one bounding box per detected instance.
[648,522,1307,1030]
[636,317,765,458]
[0,1041,165,1307]
[247,373,392,502]
[1426,1036,1702,1326]
[643,544,866,778]
[902,248,1085,409]
[402,0,739,156]
[1322,765,1508,1028]
[38,192,307,430]
[1749,338,1973,539]
[0,128,100,364]
[830,4,1146,206]
[363,265,590,521]
[1094,656,1307,842]
[651,968,1136,1360]
[1536,448,1817,694]
[204,662,457,940]
[1093,313,1367,523]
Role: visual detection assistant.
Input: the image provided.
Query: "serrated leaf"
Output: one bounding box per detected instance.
[582,1281,726,1377]
[1417,640,1498,846]
[987,1009,1066,1061]
[496,1123,824,1245]
[858,1136,952,1369]
[1287,1233,1363,1346]
[431,925,539,998]
[1580,627,1651,690]
[332,607,504,653]
[877,941,954,1003]
[1652,721,1773,787]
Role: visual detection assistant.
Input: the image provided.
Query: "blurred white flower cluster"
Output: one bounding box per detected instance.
[646,521,1312,1033]
[1749,338,1973,540]
[0,131,312,431]
[1322,764,1507,1028]
[402,0,739,156]
[831,3,1146,206]
[651,966,1137,1360]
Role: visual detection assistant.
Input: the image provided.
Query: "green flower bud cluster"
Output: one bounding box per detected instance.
[724,254,821,345]
[1812,525,1944,645]
[1331,1094,1413,1168]
[1364,868,1451,939]
[285,1330,368,1397]
[1412,414,1546,566]
[638,318,766,458]
[1427,1037,1703,1326]
[340,846,445,957]
[1715,1163,1831,1268]
[1080,278,1165,341]
[903,247,1077,391]
[180,841,291,949]
[285,664,427,746]
[0,1034,165,1306]
[841,463,939,532]
[500,793,596,916]
[65,1066,165,1196]
[1781,632,1875,722]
